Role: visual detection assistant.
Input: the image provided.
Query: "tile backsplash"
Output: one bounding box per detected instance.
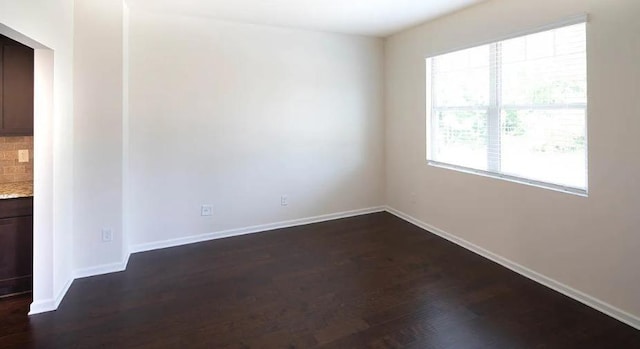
[0,136,34,184]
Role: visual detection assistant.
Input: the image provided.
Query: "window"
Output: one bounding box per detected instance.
[426,19,587,195]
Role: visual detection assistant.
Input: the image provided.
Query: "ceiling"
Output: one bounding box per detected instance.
[125,0,484,37]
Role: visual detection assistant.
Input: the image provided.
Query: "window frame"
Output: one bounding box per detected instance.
[425,15,589,196]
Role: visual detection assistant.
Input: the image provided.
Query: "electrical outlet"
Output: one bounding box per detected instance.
[201,205,213,216]
[281,195,288,206]
[18,150,29,163]
[101,228,113,242]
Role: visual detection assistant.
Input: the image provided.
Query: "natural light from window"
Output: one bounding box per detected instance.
[426,21,587,194]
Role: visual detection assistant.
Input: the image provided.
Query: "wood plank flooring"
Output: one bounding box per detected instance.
[1,212,639,348]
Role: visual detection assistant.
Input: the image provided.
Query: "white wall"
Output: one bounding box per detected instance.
[73,0,126,271]
[127,11,385,247]
[385,0,640,320]
[0,0,75,310]
[1,0,128,310]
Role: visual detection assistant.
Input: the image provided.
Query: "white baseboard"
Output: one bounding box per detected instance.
[384,206,640,330]
[29,253,131,315]
[74,251,131,279]
[29,277,73,315]
[27,207,383,315]
[34,205,638,330]
[130,206,386,253]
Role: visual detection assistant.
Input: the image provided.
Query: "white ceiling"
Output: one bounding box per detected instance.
[125,0,484,37]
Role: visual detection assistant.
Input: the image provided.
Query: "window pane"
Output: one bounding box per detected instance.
[500,108,586,188]
[432,110,488,170]
[427,21,587,193]
[502,23,587,106]
[431,45,490,107]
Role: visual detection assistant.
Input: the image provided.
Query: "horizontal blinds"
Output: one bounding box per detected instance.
[427,22,587,192]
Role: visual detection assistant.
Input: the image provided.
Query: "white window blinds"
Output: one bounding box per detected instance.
[426,20,588,194]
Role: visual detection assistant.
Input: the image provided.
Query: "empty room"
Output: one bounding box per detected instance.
[1,0,639,347]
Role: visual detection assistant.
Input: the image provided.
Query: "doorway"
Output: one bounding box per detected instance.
[0,23,56,316]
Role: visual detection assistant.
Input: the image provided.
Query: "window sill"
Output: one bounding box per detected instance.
[427,160,588,197]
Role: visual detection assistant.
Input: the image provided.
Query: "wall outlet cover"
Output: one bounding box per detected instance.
[201,205,213,216]
[101,228,113,242]
[18,150,29,163]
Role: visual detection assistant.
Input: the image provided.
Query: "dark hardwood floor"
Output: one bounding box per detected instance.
[1,212,639,348]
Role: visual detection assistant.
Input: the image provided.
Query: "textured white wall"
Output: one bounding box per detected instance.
[385,0,640,318]
[73,0,126,271]
[0,0,75,310]
[127,11,385,247]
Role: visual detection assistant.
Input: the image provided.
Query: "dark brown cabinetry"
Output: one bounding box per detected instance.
[0,34,34,136]
[0,197,33,297]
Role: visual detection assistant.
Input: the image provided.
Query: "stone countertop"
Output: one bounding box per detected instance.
[0,181,34,199]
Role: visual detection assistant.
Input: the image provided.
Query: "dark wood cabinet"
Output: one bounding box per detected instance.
[0,197,33,297]
[0,34,34,136]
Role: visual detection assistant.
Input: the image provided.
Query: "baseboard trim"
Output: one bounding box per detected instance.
[29,277,73,315]
[384,206,640,330]
[27,207,383,315]
[74,251,131,279]
[131,206,386,254]
[40,206,638,328]
[30,253,132,315]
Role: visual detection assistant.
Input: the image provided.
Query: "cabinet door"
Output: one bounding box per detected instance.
[1,36,34,136]
[0,216,33,297]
